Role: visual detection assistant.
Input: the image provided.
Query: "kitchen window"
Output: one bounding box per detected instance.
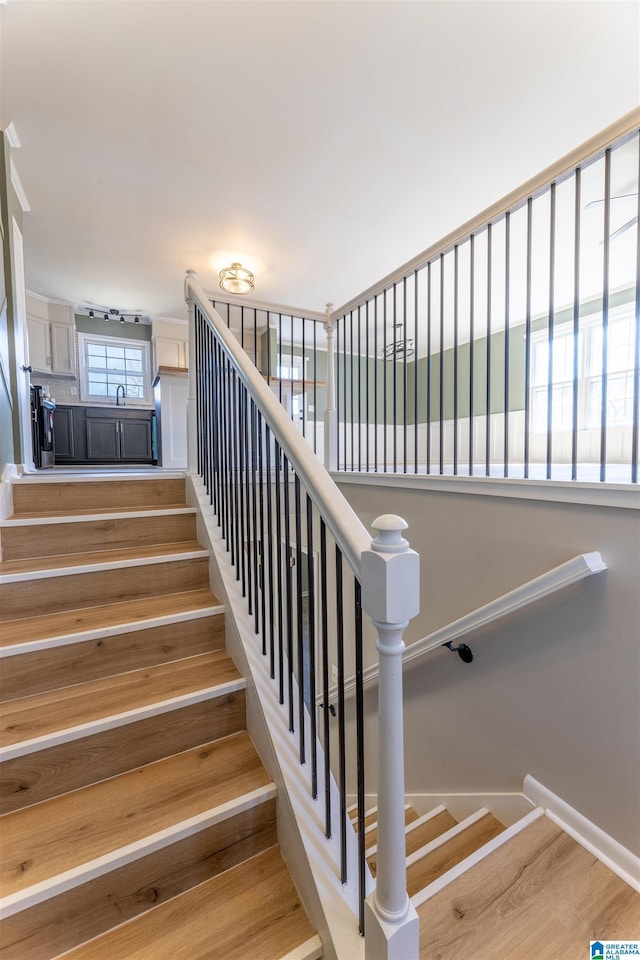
[78,333,151,404]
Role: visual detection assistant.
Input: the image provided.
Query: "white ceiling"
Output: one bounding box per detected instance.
[1,0,638,323]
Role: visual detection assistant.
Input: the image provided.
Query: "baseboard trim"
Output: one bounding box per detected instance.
[523,775,640,892]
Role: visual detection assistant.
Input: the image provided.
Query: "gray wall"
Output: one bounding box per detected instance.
[337,477,640,855]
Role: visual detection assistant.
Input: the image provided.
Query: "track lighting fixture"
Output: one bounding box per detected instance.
[84,306,147,325]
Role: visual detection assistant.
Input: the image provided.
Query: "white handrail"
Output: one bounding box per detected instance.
[323,551,607,702]
[185,271,371,577]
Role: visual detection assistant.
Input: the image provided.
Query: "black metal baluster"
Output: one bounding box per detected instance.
[278,313,283,406]
[403,277,408,473]
[374,297,378,471]
[350,310,354,471]
[214,339,224,527]
[357,306,362,472]
[572,170,581,481]
[265,424,275,678]
[633,141,640,485]
[258,410,266,655]
[486,223,492,477]
[354,579,366,934]
[290,314,295,425]
[600,148,612,482]
[314,319,318,455]
[393,283,397,473]
[231,369,241,578]
[275,441,284,703]
[306,494,317,799]
[414,270,419,474]
[344,315,349,470]
[365,301,370,471]
[294,474,305,762]
[524,200,533,478]
[302,317,306,441]
[253,304,258,367]
[195,310,202,479]
[504,213,511,478]
[335,545,347,884]
[547,185,556,480]
[238,382,247,598]
[250,399,259,635]
[469,237,475,476]
[427,262,432,474]
[244,384,253,615]
[320,518,331,836]
[383,291,388,472]
[439,253,445,475]
[336,318,341,468]
[453,247,459,475]
[283,456,294,730]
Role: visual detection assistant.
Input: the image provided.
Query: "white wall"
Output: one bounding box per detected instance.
[336,476,640,855]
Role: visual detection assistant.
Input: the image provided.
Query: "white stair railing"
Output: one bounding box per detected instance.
[185,270,420,959]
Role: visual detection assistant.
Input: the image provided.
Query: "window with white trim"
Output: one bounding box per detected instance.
[78,333,151,403]
[531,304,636,432]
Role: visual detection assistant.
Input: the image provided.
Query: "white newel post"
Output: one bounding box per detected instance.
[361,515,420,960]
[184,269,198,475]
[323,303,337,472]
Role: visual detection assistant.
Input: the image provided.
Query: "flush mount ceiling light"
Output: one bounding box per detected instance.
[219,262,254,296]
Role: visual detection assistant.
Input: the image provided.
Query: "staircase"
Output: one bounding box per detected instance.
[351,799,639,959]
[0,474,321,960]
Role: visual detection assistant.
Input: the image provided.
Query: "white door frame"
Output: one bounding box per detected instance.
[11,217,34,472]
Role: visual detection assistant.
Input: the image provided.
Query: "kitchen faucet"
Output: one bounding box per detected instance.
[116,384,126,406]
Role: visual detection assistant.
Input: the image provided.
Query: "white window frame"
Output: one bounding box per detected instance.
[78,332,151,405]
[530,303,636,433]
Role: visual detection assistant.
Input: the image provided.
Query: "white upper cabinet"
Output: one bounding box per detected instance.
[26,294,75,376]
[152,317,189,371]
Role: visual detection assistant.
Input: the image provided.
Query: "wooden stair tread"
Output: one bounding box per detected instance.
[367,809,458,870]
[0,588,221,648]
[407,813,505,897]
[354,803,418,832]
[0,541,206,577]
[417,814,640,960]
[7,503,191,520]
[0,512,197,562]
[0,731,272,899]
[10,479,187,517]
[60,846,316,960]
[0,651,241,745]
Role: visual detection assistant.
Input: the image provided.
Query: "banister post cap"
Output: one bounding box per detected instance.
[186,269,198,278]
[371,515,409,554]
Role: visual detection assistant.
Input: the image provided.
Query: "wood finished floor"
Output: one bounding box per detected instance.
[417,815,640,960]
[59,847,316,960]
[0,650,241,746]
